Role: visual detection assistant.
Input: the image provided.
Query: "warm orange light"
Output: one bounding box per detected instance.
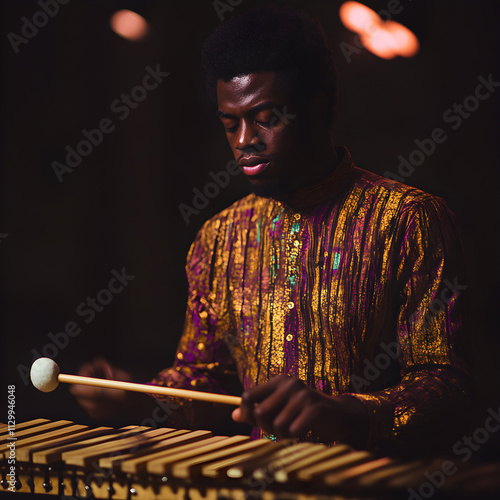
[110,10,149,41]
[360,30,398,59]
[339,1,380,35]
[385,21,419,57]
[339,1,419,59]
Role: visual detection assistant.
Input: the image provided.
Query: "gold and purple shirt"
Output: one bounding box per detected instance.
[152,147,473,450]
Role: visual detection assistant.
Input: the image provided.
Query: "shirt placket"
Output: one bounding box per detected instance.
[283,211,302,376]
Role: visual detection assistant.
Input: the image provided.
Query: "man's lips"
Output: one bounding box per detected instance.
[241,162,270,176]
[238,157,271,176]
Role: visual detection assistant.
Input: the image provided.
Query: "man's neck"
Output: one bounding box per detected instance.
[279,145,352,212]
[286,132,340,197]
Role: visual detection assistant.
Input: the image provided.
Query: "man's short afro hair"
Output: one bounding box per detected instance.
[201,4,337,123]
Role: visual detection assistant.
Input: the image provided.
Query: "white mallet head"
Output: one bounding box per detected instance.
[30,357,60,392]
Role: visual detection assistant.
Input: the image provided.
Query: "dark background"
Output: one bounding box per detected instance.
[1,0,499,429]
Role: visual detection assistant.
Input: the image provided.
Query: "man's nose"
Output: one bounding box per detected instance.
[235,121,264,153]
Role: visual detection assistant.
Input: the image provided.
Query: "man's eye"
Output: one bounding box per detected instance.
[256,116,277,128]
[224,124,238,133]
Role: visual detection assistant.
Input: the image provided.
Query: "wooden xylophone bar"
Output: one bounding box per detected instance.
[1,419,499,499]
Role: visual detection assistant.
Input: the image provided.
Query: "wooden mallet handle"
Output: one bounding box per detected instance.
[59,374,242,406]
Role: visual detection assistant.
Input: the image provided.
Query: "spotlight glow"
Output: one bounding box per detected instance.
[110,9,148,41]
[339,1,380,34]
[385,21,419,57]
[339,1,419,59]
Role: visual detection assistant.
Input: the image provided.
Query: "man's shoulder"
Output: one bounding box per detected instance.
[199,193,268,231]
[353,166,449,214]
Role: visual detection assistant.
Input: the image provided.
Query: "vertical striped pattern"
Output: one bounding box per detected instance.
[153,148,472,449]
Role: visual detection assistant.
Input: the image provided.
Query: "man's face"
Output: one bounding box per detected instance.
[216,71,307,200]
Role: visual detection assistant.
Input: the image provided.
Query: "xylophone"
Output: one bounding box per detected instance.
[1,419,499,499]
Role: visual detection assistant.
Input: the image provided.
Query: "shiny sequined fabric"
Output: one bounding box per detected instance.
[151,147,472,450]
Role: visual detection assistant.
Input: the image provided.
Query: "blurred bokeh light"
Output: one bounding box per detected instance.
[340,1,419,59]
[110,9,148,41]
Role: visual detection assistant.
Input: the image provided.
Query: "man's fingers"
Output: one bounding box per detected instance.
[69,383,101,398]
[272,389,310,438]
[239,391,257,425]
[77,357,117,379]
[239,375,292,425]
[92,357,114,379]
[239,377,282,425]
[252,378,300,435]
[77,399,96,411]
[241,375,286,404]
[289,402,324,438]
[77,362,99,378]
[238,375,306,430]
[70,382,127,404]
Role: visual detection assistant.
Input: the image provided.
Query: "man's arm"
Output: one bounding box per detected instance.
[348,194,475,451]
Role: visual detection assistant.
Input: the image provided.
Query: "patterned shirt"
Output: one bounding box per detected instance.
[152,147,473,451]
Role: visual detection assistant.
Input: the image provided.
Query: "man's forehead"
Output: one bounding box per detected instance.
[216,71,291,110]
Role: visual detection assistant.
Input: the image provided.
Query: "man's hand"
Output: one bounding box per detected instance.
[231,374,369,446]
[70,357,140,420]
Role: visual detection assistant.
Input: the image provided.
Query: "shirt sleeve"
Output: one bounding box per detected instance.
[149,218,241,429]
[349,194,475,452]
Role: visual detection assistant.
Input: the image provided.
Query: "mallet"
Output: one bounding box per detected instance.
[30,357,242,406]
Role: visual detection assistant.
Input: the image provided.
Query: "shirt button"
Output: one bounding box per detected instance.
[287,302,295,309]
[199,310,208,319]
[286,334,293,341]
[294,213,301,220]
[197,342,205,351]
[177,352,184,360]
[293,240,300,247]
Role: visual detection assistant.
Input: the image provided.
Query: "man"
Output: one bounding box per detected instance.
[72,5,473,452]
